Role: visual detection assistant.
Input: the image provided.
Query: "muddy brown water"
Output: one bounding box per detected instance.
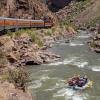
[27,30,100,100]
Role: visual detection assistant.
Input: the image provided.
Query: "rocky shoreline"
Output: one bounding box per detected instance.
[0,27,77,67]
[87,25,100,53]
[0,35,60,67]
[0,26,76,100]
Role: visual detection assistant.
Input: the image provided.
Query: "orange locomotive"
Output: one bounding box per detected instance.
[0,17,53,32]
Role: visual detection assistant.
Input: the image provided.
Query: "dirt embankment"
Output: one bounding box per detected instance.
[76,0,100,25]
[0,81,32,100]
[54,0,100,27]
[88,27,100,53]
[0,0,58,24]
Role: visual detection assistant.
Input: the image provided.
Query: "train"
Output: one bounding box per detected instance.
[0,17,53,32]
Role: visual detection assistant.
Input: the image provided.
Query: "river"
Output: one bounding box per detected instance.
[27,30,100,100]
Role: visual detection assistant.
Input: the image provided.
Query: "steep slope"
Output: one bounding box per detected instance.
[54,0,100,27]
[0,0,58,23]
[76,0,100,25]
[55,0,92,24]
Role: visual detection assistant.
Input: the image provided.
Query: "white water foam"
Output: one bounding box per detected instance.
[28,80,42,89]
[44,86,57,91]
[69,43,84,46]
[76,35,90,39]
[88,66,100,72]
[48,57,78,66]
[40,70,50,72]
[91,67,100,72]
[56,41,60,44]
[53,88,88,100]
[28,75,51,89]
[53,88,75,97]
[44,79,66,92]
[35,70,50,75]
[73,61,88,68]
[46,57,88,69]
[71,95,87,100]
[63,58,76,65]
[48,61,63,66]
[40,75,50,82]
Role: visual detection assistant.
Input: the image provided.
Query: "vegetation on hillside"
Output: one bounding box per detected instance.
[55,0,87,27]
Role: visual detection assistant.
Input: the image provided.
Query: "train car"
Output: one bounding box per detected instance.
[0,17,5,31]
[4,18,17,30]
[17,19,31,28]
[0,17,53,32]
[31,20,45,28]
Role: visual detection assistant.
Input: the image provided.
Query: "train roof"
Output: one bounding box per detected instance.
[0,17,44,22]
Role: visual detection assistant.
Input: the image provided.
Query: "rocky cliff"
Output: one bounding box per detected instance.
[0,0,58,23]
[53,0,100,27]
[76,0,100,26]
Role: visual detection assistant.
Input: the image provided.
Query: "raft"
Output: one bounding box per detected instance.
[69,80,93,90]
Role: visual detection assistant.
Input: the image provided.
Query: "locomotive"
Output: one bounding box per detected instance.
[0,17,53,32]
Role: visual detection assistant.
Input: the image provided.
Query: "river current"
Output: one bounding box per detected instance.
[27,30,100,100]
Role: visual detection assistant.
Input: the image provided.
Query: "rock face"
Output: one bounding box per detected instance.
[0,36,14,51]
[88,26,100,53]
[0,0,58,23]
[51,0,100,27]
[76,0,100,26]
[0,32,61,67]
[0,81,33,100]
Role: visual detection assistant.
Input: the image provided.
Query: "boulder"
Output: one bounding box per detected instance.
[39,51,60,63]
[7,53,17,63]
[0,36,14,50]
[23,52,43,65]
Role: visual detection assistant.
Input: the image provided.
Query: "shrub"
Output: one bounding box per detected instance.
[36,39,43,48]
[7,30,12,37]
[45,30,52,36]
[28,31,37,42]
[2,68,30,92]
[0,49,8,67]
[28,31,43,47]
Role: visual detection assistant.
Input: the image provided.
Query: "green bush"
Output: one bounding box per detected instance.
[45,30,52,36]
[29,32,37,42]
[2,68,30,92]
[28,31,43,47]
[0,49,8,67]
[36,39,43,48]
[7,30,12,37]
